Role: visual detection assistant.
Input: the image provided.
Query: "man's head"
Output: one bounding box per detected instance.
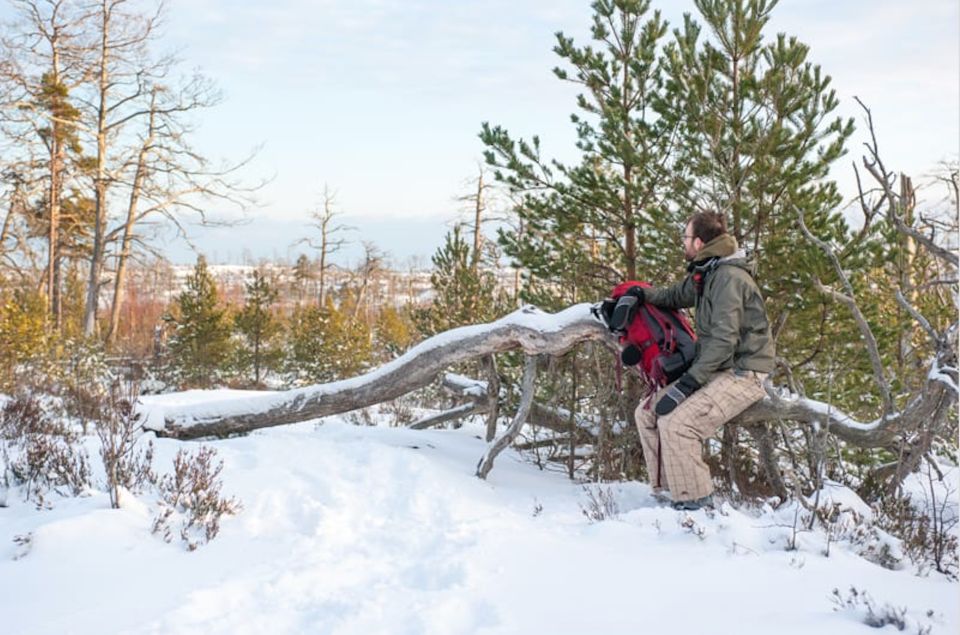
[682,211,727,261]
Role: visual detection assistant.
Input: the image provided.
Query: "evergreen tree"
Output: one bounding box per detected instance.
[286,297,372,385]
[166,256,232,388]
[374,305,415,359]
[234,269,282,387]
[481,0,682,305]
[661,0,902,419]
[32,69,86,330]
[0,286,48,390]
[416,226,504,336]
[664,0,859,300]
[292,254,313,304]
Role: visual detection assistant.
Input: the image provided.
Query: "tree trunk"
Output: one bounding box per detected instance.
[106,99,156,347]
[46,45,64,330]
[150,305,607,438]
[84,2,111,336]
[471,169,484,272]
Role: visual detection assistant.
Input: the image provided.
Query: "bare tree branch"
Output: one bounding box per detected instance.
[476,354,538,479]
[855,97,959,268]
[797,207,894,414]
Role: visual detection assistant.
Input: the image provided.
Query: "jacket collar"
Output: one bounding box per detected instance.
[687,234,738,273]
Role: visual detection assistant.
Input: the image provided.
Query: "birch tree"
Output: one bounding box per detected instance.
[41,0,259,342]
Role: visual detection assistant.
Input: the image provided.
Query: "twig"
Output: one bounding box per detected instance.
[855,97,959,268]
[894,289,940,348]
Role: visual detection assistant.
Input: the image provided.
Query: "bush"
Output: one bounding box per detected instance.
[0,393,91,507]
[286,299,372,385]
[95,381,155,509]
[874,480,959,579]
[831,586,934,633]
[0,288,49,391]
[579,485,620,522]
[152,446,241,550]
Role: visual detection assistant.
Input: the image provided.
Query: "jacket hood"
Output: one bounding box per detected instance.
[690,235,759,276]
[720,247,760,276]
[694,234,738,261]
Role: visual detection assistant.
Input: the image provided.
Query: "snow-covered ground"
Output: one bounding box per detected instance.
[1,390,957,635]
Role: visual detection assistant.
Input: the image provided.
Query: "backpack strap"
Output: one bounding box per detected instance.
[690,257,721,297]
[644,305,679,354]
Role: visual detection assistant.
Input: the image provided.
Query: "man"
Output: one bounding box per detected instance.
[632,211,775,510]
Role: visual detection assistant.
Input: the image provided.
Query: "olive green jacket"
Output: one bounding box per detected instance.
[644,234,775,386]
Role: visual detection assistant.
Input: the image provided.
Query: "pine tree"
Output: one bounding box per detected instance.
[0,286,48,390]
[291,254,313,304]
[166,256,232,388]
[374,305,415,359]
[416,226,504,336]
[481,0,682,305]
[661,0,903,418]
[24,65,86,330]
[286,297,372,385]
[233,268,282,387]
[664,0,858,289]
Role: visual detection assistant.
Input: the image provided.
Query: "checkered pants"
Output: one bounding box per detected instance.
[634,369,767,502]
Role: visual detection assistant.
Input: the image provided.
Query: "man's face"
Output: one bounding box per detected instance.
[682,222,702,261]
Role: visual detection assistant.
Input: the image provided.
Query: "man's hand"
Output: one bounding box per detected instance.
[624,285,645,303]
[654,373,700,416]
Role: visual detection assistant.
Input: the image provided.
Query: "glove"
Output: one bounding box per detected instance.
[623,285,645,302]
[654,373,700,416]
[621,344,642,367]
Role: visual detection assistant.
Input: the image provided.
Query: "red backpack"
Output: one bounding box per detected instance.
[600,281,697,390]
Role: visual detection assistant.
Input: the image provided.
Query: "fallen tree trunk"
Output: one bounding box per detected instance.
[147,304,608,439]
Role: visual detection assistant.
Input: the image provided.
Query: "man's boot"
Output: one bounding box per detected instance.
[671,495,714,511]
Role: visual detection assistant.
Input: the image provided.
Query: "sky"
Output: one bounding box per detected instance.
[103,0,960,265]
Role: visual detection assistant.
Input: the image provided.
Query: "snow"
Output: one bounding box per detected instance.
[929,358,959,395]
[1,389,957,635]
[443,372,488,397]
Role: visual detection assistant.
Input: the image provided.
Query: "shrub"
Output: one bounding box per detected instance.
[0,394,91,507]
[831,586,934,633]
[152,446,241,550]
[579,485,620,522]
[95,381,155,509]
[874,482,959,580]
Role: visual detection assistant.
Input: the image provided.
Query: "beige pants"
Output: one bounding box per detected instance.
[634,369,767,502]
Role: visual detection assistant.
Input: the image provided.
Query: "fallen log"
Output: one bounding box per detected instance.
[147,304,607,439]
